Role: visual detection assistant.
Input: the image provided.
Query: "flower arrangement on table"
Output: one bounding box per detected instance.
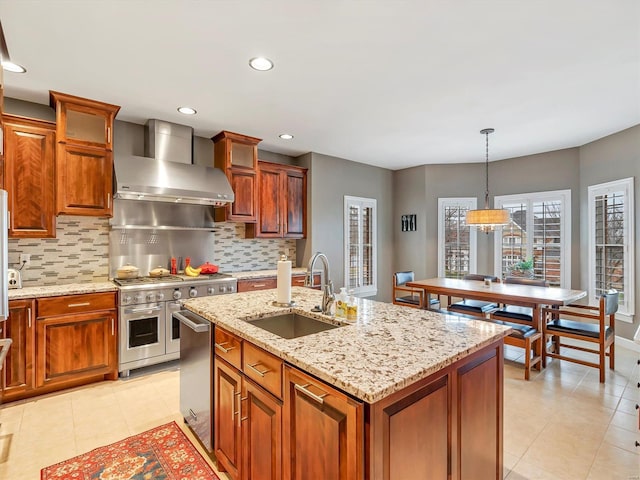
[508,258,534,278]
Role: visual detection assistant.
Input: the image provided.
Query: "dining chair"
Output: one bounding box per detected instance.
[393,271,439,309]
[447,274,499,318]
[490,277,549,380]
[541,290,618,383]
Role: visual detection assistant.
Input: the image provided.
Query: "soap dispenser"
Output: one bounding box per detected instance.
[335,287,347,318]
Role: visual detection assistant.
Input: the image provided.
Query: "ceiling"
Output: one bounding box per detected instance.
[1,1,639,170]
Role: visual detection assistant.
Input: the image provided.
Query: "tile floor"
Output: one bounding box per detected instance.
[0,345,638,480]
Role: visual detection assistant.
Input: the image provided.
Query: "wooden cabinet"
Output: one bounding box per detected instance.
[238,274,320,293]
[214,327,284,480]
[368,341,503,480]
[237,277,278,292]
[214,358,243,480]
[246,161,307,239]
[2,299,36,402]
[213,130,261,223]
[49,91,120,216]
[242,377,283,480]
[2,115,56,238]
[35,292,117,391]
[283,365,364,480]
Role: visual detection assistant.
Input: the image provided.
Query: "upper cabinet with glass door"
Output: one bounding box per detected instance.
[49,91,120,151]
[49,91,120,216]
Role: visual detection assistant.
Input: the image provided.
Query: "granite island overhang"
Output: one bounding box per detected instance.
[182,286,511,404]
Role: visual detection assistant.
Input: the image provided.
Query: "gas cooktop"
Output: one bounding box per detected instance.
[114,272,234,287]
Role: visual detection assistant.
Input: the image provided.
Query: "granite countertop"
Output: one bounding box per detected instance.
[183,287,510,404]
[233,267,309,280]
[8,282,117,300]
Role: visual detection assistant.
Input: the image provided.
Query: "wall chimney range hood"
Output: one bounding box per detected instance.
[113,120,234,206]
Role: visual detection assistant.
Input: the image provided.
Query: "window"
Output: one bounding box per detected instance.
[437,198,477,278]
[588,177,634,321]
[494,190,571,287]
[344,196,377,296]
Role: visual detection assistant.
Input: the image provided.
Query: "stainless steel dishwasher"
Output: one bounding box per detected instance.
[174,309,213,452]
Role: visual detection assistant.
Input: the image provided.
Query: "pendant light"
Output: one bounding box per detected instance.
[466,128,510,233]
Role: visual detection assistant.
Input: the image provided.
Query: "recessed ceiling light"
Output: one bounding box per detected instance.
[177,106,197,115]
[249,57,274,71]
[2,61,26,73]
[279,134,294,140]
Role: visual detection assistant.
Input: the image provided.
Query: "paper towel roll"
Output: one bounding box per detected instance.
[277,257,292,304]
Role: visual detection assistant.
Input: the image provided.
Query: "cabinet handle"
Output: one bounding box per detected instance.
[252,284,267,288]
[215,342,236,354]
[107,193,111,209]
[107,126,111,144]
[240,396,248,423]
[246,362,270,377]
[189,408,197,422]
[27,307,31,328]
[111,318,115,336]
[234,392,241,427]
[68,302,91,308]
[294,383,328,405]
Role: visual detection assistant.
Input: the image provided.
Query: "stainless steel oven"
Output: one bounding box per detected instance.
[120,302,167,372]
[116,274,236,376]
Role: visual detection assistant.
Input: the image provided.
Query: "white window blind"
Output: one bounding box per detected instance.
[344,196,377,296]
[588,177,634,321]
[438,198,477,278]
[494,190,571,287]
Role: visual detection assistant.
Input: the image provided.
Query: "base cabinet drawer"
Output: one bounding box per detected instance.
[37,292,116,317]
[237,278,277,292]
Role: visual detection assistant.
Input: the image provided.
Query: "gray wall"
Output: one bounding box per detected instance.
[304,153,394,302]
[393,149,581,281]
[579,125,640,341]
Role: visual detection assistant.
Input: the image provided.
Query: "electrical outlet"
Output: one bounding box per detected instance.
[19,253,31,267]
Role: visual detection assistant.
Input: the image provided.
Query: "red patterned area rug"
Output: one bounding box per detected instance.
[41,421,220,480]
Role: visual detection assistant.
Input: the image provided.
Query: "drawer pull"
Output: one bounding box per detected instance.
[252,284,267,288]
[68,302,91,308]
[215,342,236,354]
[27,307,32,328]
[246,362,271,377]
[294,383,328,404]
[189,408,197,421]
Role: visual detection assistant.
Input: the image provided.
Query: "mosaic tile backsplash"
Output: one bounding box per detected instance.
[8,217,297,286]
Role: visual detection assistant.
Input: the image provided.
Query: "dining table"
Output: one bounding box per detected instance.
[405,276,587,330]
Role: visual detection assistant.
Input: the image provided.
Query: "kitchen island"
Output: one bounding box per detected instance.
[183,287,511,480]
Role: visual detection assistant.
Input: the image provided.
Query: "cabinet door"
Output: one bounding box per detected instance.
[56,144,112,216]
[2,299,36,401]
[228,169,257,222]
[214,358,243,480]
[283,366,364,480]
[50,91,120,150]
[256,165,283,237]
[457,348,502,480]
[370,374,451,480]
[35,310,117,389]
[242,378,282,480]
[3,116,56,238]
[283,168,306,238]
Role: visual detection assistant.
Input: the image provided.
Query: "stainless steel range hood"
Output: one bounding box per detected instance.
[114,155,233,206]
[113,120,234,206]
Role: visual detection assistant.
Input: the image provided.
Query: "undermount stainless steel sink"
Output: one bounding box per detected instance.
[246,313,342,339]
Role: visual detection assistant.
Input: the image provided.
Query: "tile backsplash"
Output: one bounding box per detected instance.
[8,216,296,286]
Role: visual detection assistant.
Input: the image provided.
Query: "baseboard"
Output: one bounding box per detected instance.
[616,335,640,353]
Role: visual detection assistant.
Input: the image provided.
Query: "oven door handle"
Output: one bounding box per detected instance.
[125,306,164,314]
[174,311,210,333]
[0,339,13,369]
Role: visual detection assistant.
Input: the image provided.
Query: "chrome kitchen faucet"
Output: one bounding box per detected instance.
[306,252,335,315]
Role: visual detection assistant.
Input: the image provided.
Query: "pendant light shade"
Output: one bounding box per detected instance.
[466,128,510,233]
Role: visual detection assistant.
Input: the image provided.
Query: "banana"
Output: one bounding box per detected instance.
[184,265,202,277]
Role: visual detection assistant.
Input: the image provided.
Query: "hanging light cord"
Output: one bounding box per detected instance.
[480,128,494,209]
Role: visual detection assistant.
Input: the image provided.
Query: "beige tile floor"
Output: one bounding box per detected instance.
[0,344,638,480]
